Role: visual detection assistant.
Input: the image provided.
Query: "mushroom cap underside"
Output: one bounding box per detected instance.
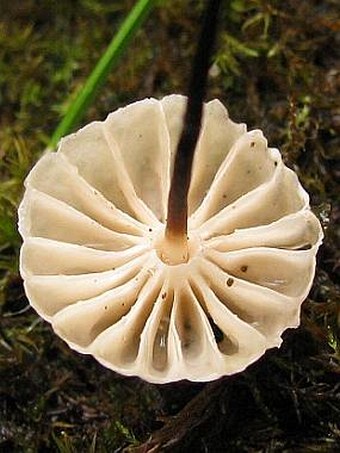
[18,95,323,383]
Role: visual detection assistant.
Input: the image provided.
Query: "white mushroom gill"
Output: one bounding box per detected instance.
[18,95,323,383]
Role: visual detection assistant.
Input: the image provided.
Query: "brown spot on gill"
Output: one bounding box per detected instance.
[226,278,234,287]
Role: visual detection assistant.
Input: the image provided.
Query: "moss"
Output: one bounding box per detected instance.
[0,0,339,451]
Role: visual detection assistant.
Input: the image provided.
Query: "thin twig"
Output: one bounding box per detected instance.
[125,379,227,453]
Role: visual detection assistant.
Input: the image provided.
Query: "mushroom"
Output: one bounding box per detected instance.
[18,94,323,383]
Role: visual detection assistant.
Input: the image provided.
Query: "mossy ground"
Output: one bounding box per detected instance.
[0,1,339,451]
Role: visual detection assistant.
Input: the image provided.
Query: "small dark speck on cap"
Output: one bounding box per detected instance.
[226,278,234,287]
[250,141,256,147]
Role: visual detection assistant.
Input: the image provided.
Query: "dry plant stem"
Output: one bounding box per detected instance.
[165,0,222,249]
[126,379,227,453]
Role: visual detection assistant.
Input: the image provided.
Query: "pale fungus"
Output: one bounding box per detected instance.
[18,0,323,384]
[18,94,323,383]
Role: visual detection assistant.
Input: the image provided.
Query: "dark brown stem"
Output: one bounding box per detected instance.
[165,0,222,239]
[125,379,228,453]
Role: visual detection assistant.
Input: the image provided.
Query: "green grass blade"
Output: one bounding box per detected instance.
[49,0,159,149]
